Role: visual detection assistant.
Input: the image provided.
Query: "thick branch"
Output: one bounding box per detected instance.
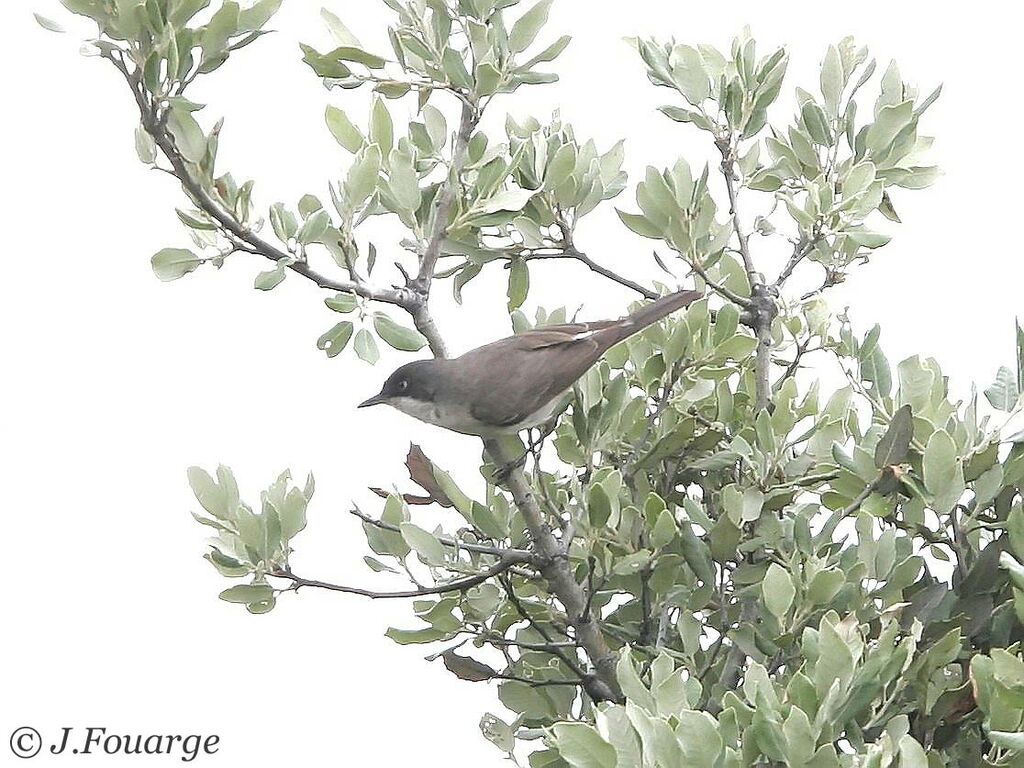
[487,440,623,703]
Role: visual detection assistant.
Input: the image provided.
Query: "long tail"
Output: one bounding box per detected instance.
[597,289,703,348]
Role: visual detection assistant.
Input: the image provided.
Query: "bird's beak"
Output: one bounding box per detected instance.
[358,393,388,408]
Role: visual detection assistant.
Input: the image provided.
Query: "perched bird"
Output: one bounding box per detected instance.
[359,288,702,436]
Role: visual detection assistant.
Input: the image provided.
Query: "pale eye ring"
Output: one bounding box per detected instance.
[398,379,409,392]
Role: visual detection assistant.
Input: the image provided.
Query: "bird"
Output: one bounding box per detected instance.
[358,288,702,437]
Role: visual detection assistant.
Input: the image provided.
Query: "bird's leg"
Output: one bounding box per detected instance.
[493,421,559,483]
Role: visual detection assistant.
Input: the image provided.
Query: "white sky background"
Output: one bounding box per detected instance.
[1,1,1022,765]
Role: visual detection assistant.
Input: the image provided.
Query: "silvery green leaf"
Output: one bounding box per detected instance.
[167,108,207,164]
[551,723,617,768]
[373,313,427,352]
[325,105,365,153]
[325,292,358,313]
[422,104,447,151]
[763,563,795,619]
[520,34,570,69]
[820,45,843,114]
[478,187,535,215]
[344,144,382,210]
[369,98,394,156]
[508,0,553,54]
[316,321,354,358]
[321,7,361,47]
[151,247,202,281]
[480,714,515,754]
[669,44,709,104]
[354,328,379,363]
[387,150,421,212]
[135,125,157,164]
[400,523,445,564]
[219,583,273,603]
[985,366,1020,412]
[846,230,891,249]
[298,209,330,244]
[507,258,529,311]
[34,13,66,32]
[923,429,964,514]
[254,265,286,290]
[237,0,281,33]
[874,404,913,468]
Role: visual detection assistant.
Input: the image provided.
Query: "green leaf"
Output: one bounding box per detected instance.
[820,45,843,113]
[669,44,710,104]
[370,98,394,157]
[254,265,286,290]
[989,731,1024,751]
[169,0,210,25]
[846,230,891,249]
[298,210,330,244]
[507,258,529,311]
[135,124,157,164]
[763,563,795,619]
[345,144,382,210]
[385,626,449,644]
[616,209,663,239]
[551,723,617,768]
[326,45,387,69]
[508,0,553,54]
[373,313,427,352]
[676,711,722,767]
[480,714,515,754]
[354,328,380,364]
[985,366,1020,412]
[400,522,446,565]
[897,736,929,768]
[874,404,913,468]
[34,13,66,32]
[923,429,965,515]
[387,150,421,212]
[151,248,202,281]
[219,583,273,603]
[237,0,281,32]
[325,293,358,313]
[200,1,240,67]
[1017,319,1024,392]
[317,321,354,358]
[650,509,677,549]
[325,106,365,153]
[188,466,231,520]
[321,8,361,47]
[167,108,207,164]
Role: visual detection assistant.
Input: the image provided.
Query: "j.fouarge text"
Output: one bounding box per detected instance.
[48,727,219,761]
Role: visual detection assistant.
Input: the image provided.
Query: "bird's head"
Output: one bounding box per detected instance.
[359,359,440,410]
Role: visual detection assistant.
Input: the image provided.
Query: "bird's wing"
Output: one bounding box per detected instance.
[503,321,618,351]
[459,333,606,428]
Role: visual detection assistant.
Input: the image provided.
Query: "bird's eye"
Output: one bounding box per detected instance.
[398,379,409,391]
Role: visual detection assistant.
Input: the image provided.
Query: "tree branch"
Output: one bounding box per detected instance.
[349,506,532,560]
[108,54,417,310]
[488,440,623,703]
[271,551,529,599]
[522,250,658,300]
[415,100,478,299]
[716,139,757,284]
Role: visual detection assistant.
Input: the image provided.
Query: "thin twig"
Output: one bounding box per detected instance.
[272,552,528,599]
